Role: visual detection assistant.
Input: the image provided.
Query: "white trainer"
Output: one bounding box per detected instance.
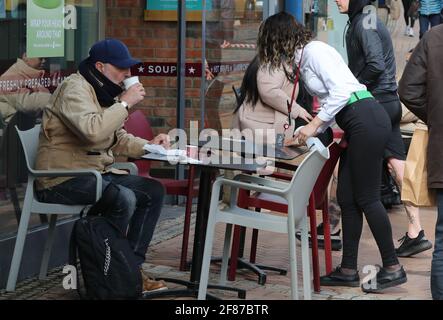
[405,26,410,36]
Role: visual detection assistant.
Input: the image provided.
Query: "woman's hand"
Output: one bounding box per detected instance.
[284,135,303,147]
[296,123,318,145]
[298,108,313,123]
[284,116,324,146]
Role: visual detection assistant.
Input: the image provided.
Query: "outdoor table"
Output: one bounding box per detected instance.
[141,140,308,299]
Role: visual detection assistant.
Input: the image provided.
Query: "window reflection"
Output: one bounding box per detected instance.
[0,0,101,234]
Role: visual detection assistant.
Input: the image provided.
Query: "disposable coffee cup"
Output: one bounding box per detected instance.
[123,76,140,90]
[186,145,198,159]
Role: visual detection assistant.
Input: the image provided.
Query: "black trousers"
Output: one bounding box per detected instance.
[335,98,399,269]
[38,174,165,266]
[402,0,416,28]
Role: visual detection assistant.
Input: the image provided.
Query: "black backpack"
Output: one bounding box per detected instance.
[69,182,142,300]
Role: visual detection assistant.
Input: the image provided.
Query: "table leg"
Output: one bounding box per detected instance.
[143,167,245,299]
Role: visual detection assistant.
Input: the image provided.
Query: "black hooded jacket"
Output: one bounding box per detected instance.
[346,0,397,94]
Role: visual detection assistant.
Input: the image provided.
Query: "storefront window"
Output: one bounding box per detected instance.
[203,0,264,132]
[305,0,348,61]
[0,0,103,235]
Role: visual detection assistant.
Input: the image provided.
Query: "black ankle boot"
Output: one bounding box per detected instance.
[320,266,360,287]
[361,265,407,293]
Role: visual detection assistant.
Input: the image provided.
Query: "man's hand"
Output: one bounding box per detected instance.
[150,133,171,148]
[120,83,146,108]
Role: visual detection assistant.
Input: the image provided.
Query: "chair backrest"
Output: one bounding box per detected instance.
[286,138,329,225]
[15,124,41,174]
[3,113,37,185]
[124,110,154,141]
[312,141,345,204]
[232,85,241,108]
[124,110,154,176]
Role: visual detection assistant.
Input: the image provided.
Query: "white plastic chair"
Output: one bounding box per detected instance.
[6,125,137,292]
[198,137,329,300]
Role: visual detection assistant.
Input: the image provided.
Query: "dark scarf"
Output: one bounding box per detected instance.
[78,58,123,107]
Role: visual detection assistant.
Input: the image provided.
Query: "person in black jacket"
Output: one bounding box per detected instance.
[336,0,433,257]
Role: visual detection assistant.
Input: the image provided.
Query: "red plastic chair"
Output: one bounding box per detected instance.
[229,141,346,292]
[124,110,199,271]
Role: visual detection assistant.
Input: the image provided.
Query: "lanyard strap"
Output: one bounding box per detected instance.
[288,48,303,113]
[284,48,304,131]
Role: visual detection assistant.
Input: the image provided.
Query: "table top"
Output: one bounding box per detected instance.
[196,137,308,161]
[142,152,266,172]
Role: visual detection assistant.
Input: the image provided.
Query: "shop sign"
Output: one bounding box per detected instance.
[144,0,214,21]
[146,0,212,11]
[26,0,65,58]
[132,61,250,77]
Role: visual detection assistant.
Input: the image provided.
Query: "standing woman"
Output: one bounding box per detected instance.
[338,0,432,257]
[260,12,407,291]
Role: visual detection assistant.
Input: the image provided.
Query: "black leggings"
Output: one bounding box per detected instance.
[374,92,407,161]
[402,0,416,27]
[335,98,399,270]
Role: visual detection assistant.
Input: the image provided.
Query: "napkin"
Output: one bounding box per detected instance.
[143,144,186,157]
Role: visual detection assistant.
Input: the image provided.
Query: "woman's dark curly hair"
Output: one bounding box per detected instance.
[257,12,312,69]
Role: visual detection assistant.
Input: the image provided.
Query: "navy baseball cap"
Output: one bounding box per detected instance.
[88,39,140,69]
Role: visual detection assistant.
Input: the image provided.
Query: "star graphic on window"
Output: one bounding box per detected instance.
[138,66,145,73]
[188,67,196,74]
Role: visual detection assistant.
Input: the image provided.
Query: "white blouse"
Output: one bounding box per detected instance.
[295,41,366,132]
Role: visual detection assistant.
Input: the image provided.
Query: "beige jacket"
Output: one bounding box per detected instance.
[35,72,148,190]
[231,64,303,141]
[0,58,51,123]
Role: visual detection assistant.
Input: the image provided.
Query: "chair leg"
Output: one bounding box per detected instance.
[6,186,33,292]
[322,197,333,274]
[179,191,194,271]
[198,183,221,300]
[9,187,21,224]
[227,225,242,281]
[39,214,58,280]
[300,216,312,300]
[287,204,299,300]
[308,195,320,293]
[227,189,249,281]
[220,223,233,285]
[180,164,197,271]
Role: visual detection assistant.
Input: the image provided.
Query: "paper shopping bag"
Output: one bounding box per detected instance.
[401,128,436,207]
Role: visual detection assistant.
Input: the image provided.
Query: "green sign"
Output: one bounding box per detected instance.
[146,0,212,11]
[27,0,64,58]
